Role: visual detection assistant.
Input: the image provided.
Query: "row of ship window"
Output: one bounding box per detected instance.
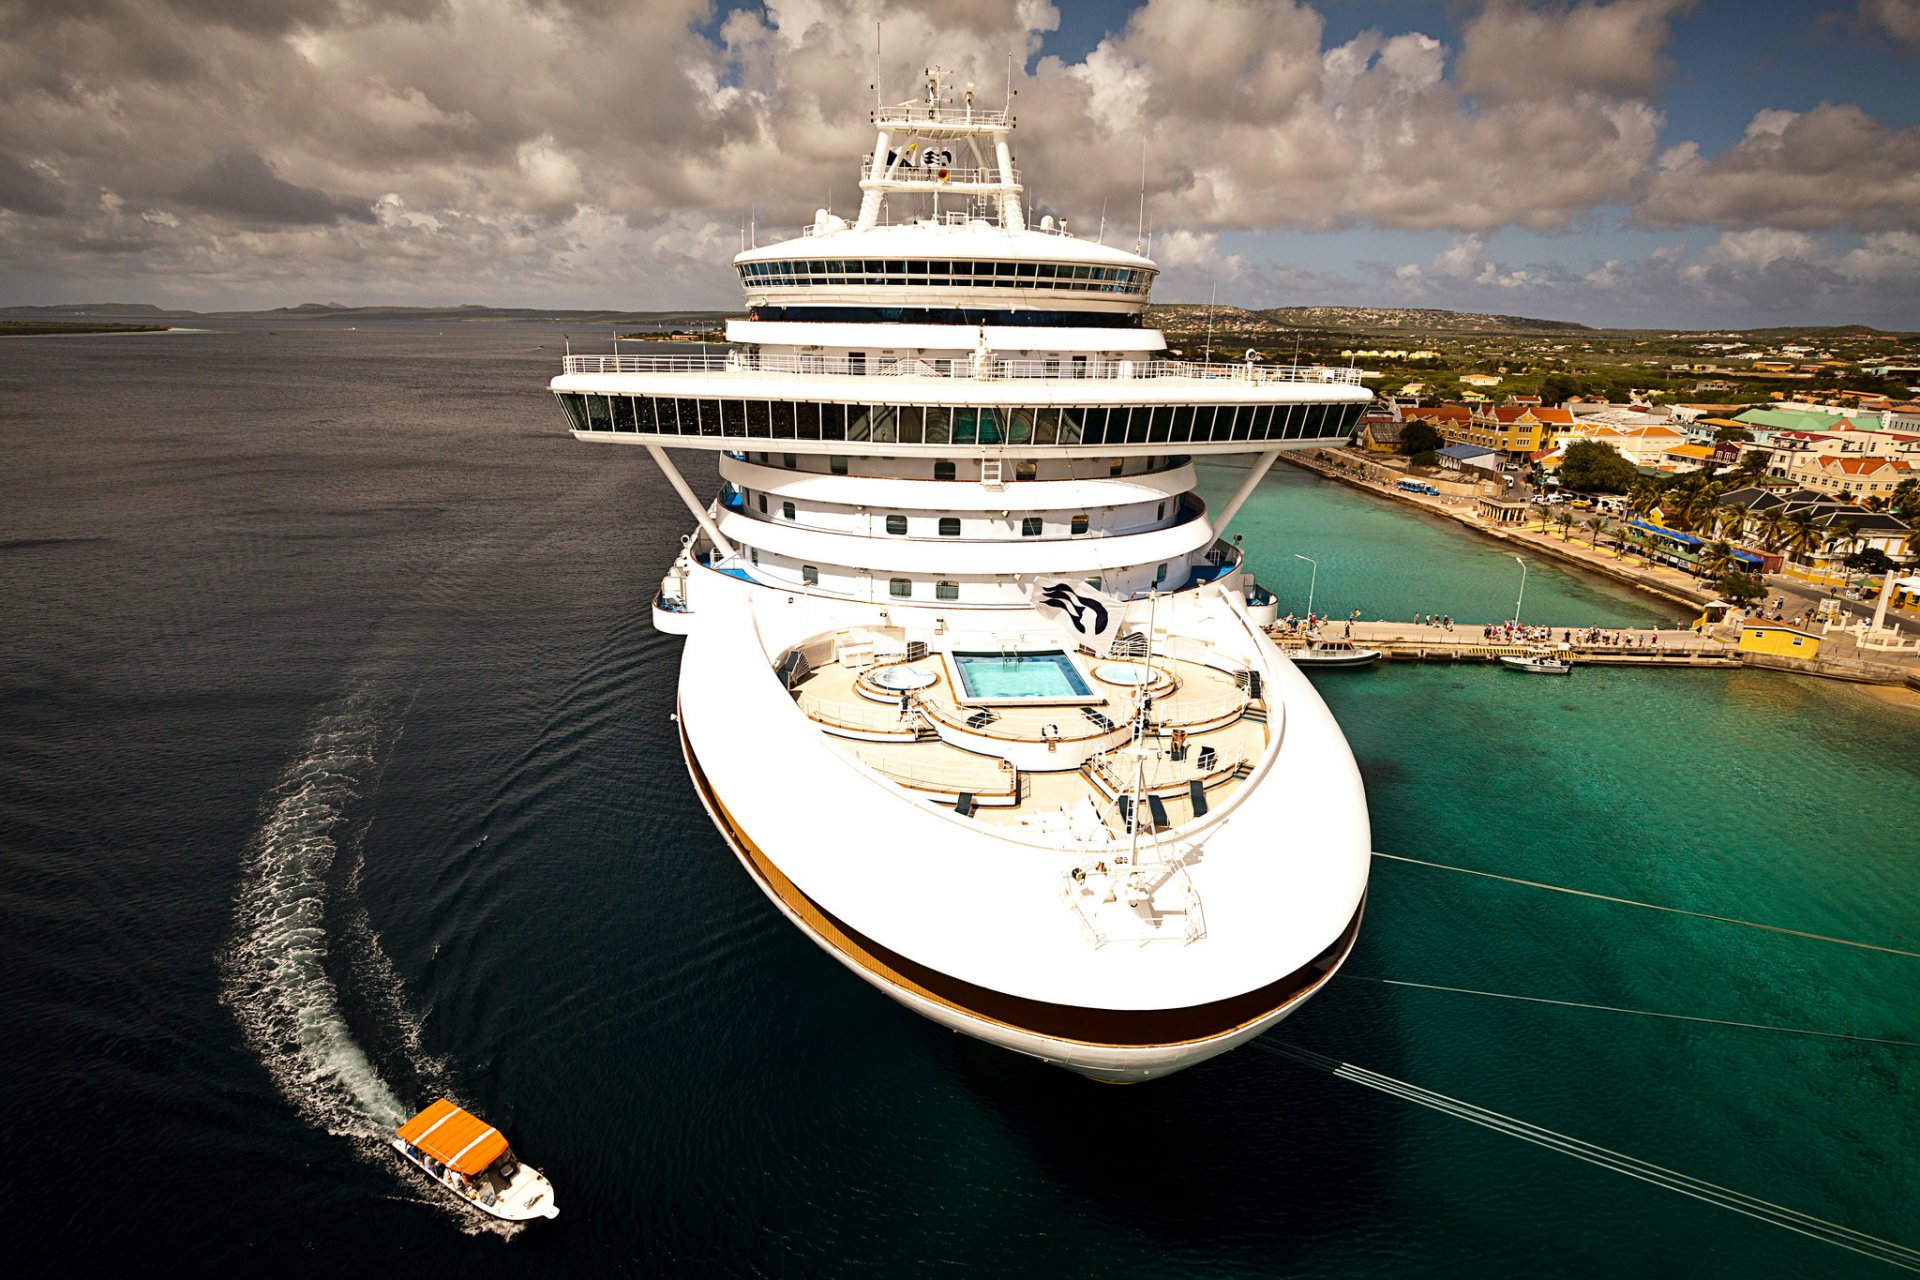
[754,557,1159,598]
[746,491,1158,537]
[558,394,1361,446]
[737,260,1153,295]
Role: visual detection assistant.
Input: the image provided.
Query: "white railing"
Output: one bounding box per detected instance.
[796,692,918,733]
[876,105,1010,128]
[562,351,1365,386]
[853,750,1019,797]
[863,162,1016,187]
[1147,690,1249,729]
[1087,743,1246,795]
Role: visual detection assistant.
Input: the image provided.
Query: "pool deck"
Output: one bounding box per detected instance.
[788,641,1268,840]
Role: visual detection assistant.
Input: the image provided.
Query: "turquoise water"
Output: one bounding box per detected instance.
[1202,459,1672,627]
[953,650,1092,699]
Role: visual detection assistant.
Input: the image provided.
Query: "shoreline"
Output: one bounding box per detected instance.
[1278,450,1713,618]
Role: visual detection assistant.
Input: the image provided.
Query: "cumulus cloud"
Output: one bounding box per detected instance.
[1638,103,1920,232]
[0,0,1910,318]
[1860,0,1920,50]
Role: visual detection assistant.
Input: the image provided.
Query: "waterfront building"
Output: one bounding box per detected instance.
[1736,623,1822,659]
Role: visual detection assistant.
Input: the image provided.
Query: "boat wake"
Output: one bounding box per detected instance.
[221,680,519,1238]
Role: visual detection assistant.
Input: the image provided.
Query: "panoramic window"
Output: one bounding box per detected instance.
[885,514,907,535]
[938,517,961,537]
[889,577,912,598]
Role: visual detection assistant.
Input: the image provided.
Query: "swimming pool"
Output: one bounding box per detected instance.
[951,650,1093,701]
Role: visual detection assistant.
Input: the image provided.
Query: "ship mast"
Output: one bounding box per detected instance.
[855,66,1024,232]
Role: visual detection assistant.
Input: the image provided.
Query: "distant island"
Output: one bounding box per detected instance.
[1,319,171,336]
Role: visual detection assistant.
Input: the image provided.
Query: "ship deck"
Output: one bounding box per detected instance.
[788,640,1269,841]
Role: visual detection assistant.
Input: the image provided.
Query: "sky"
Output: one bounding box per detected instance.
[1,0,1918,329]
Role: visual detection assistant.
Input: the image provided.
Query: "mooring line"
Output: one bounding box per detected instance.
[1256,1041,1920,1272]
[1371,851,1920,958]
[1344,975,1917,1048]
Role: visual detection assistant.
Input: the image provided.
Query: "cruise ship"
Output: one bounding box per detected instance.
[551,73,1372,1081]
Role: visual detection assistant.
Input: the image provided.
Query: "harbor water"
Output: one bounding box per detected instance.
[4,321,1916,1276]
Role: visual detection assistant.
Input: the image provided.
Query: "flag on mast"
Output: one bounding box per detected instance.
[1029,577,1126,656]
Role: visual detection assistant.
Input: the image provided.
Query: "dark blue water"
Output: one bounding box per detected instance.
[4,322,1916,1276]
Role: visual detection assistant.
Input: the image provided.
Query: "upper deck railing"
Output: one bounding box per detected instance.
[874,104,1010,129]
[561,351,1365,387]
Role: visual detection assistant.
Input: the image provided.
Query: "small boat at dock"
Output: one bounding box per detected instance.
[392,1098,558,1221]
[1281,638,1383,668]
[1498,652,1572,675]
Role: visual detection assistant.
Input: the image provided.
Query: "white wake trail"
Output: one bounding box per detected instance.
[222,684,410,1140]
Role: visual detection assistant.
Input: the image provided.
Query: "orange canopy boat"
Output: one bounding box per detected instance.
[392,1098,558,1221]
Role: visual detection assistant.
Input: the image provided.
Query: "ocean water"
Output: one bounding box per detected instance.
[3,321,1916,1276]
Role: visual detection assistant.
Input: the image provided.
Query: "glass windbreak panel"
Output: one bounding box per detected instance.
[743,400,772,436]
[1058,408,1086,445]
[795,403,822,440]
[557,393,586,431]
[1149,405,1178,443]
[1004,408,1032,444]
[1230,404,1255,441]
[1129,407,1156,444]
[846,404,873,442]
[611,397,638,431]
[720,398,747,437]
[819,403,847,441]
[1282,407,1304,440]
[889,577,912,598]
[924,407,952,445]
[870,405,898,443]
[895,405,924,444]
[769,400,797,439]
[1246,405,1274,439]
[1030,408,1060,445]
[585,395,612,431]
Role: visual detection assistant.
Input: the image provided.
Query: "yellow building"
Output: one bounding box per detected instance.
[1736,623,1822,658]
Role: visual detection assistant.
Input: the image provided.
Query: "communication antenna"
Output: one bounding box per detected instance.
[874,22,882,114]
[1134,137,1146,254]
[1006,52,1014,114]
[1098,196,1108,245]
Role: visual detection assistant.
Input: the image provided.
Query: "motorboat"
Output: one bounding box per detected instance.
[1498,652,1572,675]
[392,1098,558,1221]
[1281,638,1382,669]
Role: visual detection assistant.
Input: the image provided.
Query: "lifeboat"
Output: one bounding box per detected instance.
[391,1098,558,1221]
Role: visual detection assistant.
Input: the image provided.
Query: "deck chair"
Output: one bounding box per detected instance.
[1117,794,1135,832]
[1147,794,1170,829]
[1196,746,1218,772]
[954,792,974,817]
[1188,778,1209,818]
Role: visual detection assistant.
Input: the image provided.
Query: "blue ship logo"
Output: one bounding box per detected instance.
[1040,584,1108,636]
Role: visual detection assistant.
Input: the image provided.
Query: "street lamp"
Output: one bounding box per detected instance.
[1295,553,1318,621]
[1513,555,1528,627]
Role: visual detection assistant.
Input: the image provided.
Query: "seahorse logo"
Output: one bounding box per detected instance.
[1040,583,1108,636]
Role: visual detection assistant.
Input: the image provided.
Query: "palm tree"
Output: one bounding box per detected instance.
[1826,519,1864,584]
[1554,506,1575,540]
[1753,507,1788,553]
[1714,503,1749,544]
[1628,479,1662,519]
[1591,515,1610,548]
[1678,481,1726,533]
[1700,540,1735,581]
[1780,511,1820,569]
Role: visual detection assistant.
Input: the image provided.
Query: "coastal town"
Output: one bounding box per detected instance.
[1282,383,1920,688]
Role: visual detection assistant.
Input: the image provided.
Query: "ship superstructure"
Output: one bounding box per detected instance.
[551,71,1371,1081]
